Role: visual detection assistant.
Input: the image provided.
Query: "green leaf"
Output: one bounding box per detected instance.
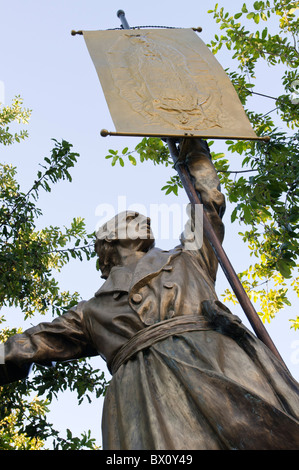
[111,155,118,166]
[254,13,260,23]
[231,207,238,222]
[128,155,137,166]
[276,260,292,278]
[243,205,252,224]
[253,1,260,10]
[262,27,268,39]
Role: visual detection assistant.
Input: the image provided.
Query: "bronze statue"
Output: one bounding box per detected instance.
[1,139,299,450]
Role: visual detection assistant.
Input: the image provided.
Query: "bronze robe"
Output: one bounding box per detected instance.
[1,141,299,449]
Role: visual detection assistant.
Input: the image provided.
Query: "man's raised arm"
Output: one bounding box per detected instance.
[184,138,225,240]
[178,138,226,281]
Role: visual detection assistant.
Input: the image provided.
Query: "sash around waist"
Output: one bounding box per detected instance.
[109,314,212,375]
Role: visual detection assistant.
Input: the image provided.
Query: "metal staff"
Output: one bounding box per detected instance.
[117,10,288,369]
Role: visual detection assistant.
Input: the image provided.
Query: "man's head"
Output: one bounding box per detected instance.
[95,211,155,279]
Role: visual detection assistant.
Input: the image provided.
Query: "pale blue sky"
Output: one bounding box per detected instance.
[1,0,298,447]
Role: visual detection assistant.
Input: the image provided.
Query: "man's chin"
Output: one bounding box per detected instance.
[100,269,110,280]
[140,237,155,252]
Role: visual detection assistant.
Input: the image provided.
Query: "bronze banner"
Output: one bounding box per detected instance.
[83,28,258,140]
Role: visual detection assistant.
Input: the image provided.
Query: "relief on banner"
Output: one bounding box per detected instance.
[106,32,221,132]
[83,28,257,139]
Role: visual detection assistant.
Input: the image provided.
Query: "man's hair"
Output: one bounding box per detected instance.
[95,238,122,279]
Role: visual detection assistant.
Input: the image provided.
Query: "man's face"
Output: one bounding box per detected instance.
[96,212,155,278]
[118,212,153,246]
[97,211,154,245]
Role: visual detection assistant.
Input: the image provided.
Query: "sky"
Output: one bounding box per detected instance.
[1,0,299,448]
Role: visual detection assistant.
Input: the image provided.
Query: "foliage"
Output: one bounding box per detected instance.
[0,98,108,449]
[0,96,31,145]
[105,136,171,168]
[106,1,299,329]
[206,0,299,327]
[0,140,94,319]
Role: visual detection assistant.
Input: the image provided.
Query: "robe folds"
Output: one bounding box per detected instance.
[102,301,299,450]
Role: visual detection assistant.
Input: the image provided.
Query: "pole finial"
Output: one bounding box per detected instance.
[71,30,83,36]
[116,10,130,29]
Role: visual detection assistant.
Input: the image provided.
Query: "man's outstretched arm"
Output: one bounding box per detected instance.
[0,302,98,385]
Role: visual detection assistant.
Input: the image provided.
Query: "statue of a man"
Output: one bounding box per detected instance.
[1,139,299,450]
